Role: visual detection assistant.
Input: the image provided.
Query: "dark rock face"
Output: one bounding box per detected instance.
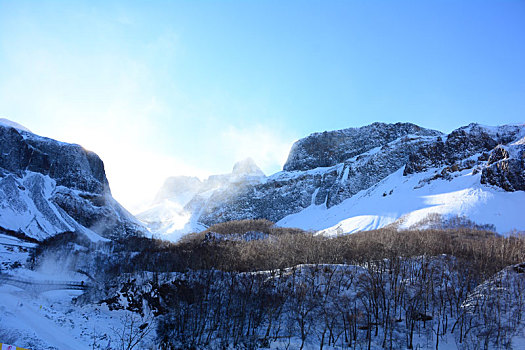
[192,126,445,226]
[196,133,441,225]
[404,124,523,175]
[481,145,525,191]
[283,122,442,172]
[193,172,320,224]
[0,126,108,194]
[405,124,525,193]
[0,122,145,240]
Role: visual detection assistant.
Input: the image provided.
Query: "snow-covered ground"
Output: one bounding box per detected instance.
[0,234,36,271]
[0,280,155,350]
[278,166,525,236]
[0,239,155,350]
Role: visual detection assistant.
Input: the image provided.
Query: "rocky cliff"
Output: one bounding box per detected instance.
[196,123,444,225]
[283,122,442,171]
[0,120,145,241]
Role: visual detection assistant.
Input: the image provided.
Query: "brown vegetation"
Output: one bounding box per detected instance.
[97,220,525,280]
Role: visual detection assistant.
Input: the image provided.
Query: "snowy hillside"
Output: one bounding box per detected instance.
[279,123,525,236]
[278,166,525,235]
[0,234,155,349]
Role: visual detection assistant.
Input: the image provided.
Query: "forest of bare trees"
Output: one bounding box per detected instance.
[35,220,525,349]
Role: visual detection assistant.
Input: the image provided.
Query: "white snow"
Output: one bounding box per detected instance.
[137,199,206,241]
[0,282,155,349]
[0,118,32,133]
[0,257,155,350]
[278,167,525,236]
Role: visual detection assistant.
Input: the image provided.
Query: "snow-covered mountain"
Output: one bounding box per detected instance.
[143,122,525,239]
[0,119,146,241]
[137,158,266,240]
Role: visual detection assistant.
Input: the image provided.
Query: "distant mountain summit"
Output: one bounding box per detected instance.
[0,118,146,241]
[137,158,266,240]
[153,176,203,206]
[143,122,525,239]
[232,157,265,178]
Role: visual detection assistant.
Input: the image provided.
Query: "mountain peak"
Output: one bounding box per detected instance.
[153,176,203,205]
[232,158,265,177]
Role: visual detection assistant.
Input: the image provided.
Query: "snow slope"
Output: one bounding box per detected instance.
[137,199,206,241]
[0,172,107,242]
[278,166,525,236]
[0,232,154,349]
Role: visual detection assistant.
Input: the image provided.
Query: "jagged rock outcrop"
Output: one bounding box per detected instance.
[403,123,525,192]
[192,124,443,226]
[0,124,107,194]
[196,132,443,225]
[232,157,265,178]
[481,144,525,191]
[0,120,145,240]
[404,124,523,175]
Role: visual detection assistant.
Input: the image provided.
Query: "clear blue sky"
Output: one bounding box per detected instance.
[0,0,524,211]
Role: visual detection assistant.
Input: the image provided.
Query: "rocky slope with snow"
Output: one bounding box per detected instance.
[0,120,145,241]
[143,122,525,239]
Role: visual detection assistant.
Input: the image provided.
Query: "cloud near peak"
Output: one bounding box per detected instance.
[220,124,297,175]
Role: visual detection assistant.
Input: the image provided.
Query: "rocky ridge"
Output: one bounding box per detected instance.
[142,122,525,237]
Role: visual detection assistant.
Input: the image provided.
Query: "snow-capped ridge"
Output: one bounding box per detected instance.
[0,118,32,133]
[232,157,265,177]
[139,158,267,239]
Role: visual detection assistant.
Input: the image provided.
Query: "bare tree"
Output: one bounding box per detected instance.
[111,313,154,350]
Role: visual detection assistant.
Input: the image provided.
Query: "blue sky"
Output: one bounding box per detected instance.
[0,0,524,211]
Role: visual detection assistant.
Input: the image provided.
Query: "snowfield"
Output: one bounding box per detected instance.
[278,166,525,236]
